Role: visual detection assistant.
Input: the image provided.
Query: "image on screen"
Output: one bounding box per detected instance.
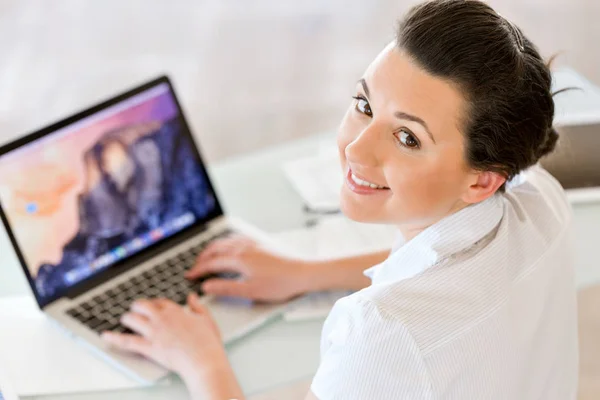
[0,83,217,304]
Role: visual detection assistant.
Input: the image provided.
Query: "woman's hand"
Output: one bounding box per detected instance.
[101,294,244,399]
[186,235,312,302]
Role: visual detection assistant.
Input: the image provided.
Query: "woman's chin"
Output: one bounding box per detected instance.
[340,195,382,224]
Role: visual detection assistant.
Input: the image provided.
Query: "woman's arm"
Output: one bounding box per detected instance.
[181,364,245,400]
[186,236,389,302]
[298,250,389,292]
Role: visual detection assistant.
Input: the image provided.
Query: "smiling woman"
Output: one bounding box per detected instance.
[338,45,479,233]
[102,1,578,399]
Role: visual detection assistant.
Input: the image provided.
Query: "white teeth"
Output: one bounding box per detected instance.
[351,173,386,189]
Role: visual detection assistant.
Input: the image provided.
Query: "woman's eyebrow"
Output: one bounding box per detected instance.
[394,111,436,144]
[359,78,371,98]
[359,78,436,144]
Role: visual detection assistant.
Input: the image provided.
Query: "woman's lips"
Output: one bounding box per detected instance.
[345,169,390,195]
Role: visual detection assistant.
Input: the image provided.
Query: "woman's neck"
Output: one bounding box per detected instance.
[398,199,470,242]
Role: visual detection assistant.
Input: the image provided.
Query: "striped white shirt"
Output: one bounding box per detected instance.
[311,166,579,399]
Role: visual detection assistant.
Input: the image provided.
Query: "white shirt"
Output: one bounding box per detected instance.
[311,166,579,400]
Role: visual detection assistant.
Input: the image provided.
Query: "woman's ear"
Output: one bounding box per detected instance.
[462,170,506,204]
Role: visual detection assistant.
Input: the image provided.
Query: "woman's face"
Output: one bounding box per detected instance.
[338,44,483,236]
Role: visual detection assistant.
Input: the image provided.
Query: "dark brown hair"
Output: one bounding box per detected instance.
[397,0,558,190]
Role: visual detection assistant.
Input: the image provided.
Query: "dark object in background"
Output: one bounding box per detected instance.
[540,123,600,191]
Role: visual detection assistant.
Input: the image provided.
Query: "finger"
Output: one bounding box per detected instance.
[196,236,252,263]
[101,332,152,357]
[120,312,153,337]
[197,237,243,260]
[129,299,163,320]
[151,297,178,309]
[201,279,256,299]
[187,292,208,314]
[129,298,178,321]
[185,257,244,280]
[187,293,222,338]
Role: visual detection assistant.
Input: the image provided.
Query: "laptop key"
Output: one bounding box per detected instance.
[111,325,126,333]
[172,293,187,305]
[115,325,134,335]
[167,258,178,266]
[146,288,160,297]
[157,263,169,272]
[70,312,83,321]
[95,322,114,333]
[78,310,91,320]
[85,317,105,329]
[189,282,204,294]
[171,262,185,271]
[141,271,153,279]
[110,306,125,316]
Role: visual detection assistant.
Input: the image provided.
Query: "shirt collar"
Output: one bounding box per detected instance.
[364,194,504,285]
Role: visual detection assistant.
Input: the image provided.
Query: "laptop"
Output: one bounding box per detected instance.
[0,76,286,383]
[540,122,600,203]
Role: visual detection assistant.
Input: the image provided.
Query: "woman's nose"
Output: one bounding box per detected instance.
[344,125,383,167]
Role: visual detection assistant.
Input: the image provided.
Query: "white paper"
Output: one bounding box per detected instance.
[0,296,157,397]
[315,215,398,259]
[553,68,600,126]
[272,228,318,260]
[281,152,342,212]
[276,216,398,320]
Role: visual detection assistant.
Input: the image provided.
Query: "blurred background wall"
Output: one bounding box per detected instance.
[0,0,598,162]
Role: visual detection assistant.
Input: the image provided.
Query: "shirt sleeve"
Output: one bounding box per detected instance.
[311,295,433,400]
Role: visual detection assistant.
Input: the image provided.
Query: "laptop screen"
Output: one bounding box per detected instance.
[0,79,220,306]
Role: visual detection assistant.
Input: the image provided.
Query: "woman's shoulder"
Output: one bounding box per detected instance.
[322,291,418,351]
[325,289,426,340]
[504,164,572,225]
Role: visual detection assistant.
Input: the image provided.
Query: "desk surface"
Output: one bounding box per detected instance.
[2,68,600,399]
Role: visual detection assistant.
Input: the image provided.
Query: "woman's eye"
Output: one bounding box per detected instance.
[352,96,372,117]
[397,130,419,149]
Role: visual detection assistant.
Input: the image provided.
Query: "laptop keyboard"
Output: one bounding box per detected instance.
[66,229,234,334]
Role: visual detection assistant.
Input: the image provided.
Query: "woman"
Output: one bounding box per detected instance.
[102,1,579,398]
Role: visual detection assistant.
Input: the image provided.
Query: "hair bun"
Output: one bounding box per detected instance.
[535,127,559,160]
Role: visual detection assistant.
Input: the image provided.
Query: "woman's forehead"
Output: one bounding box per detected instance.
[362,45,468,141]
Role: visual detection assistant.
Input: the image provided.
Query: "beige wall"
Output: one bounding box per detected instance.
[0,0,598,162]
